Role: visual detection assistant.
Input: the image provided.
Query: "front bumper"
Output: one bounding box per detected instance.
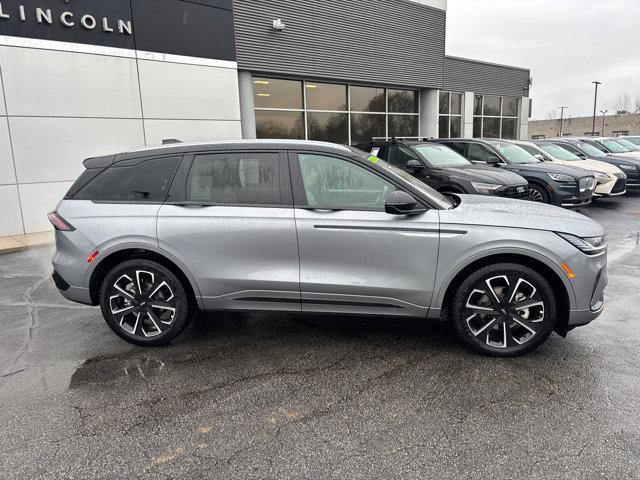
[568,266,607,329]
[550,181,594,207]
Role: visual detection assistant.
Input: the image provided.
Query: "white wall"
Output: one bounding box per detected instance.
[0,39,242,236]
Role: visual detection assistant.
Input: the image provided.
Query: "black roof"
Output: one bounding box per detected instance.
[83,140,354,169]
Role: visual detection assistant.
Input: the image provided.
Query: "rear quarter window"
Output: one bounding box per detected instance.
[72,156,181,202]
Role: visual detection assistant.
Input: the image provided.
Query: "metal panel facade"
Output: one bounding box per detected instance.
[233,0,446,88]
[444,56,530,97]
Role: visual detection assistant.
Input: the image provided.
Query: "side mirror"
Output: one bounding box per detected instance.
[534,154,546,161]
[487,156,501,166]
[405,159,424,170]
[576,153,587,159]
[385,191,425,216]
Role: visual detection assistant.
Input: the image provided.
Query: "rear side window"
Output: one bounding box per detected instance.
[73,156,180,202]
[186,152,281,205]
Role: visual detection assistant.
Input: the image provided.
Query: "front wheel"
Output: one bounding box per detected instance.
[529,184,551,204]
[452,263,557,357]
[99,259,191,346]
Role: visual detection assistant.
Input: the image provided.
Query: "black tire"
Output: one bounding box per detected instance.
[529,183,551,204]
[452,263,556,357]
[99,259,192,346]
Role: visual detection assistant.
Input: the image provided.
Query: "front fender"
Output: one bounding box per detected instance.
[433,236,577,310]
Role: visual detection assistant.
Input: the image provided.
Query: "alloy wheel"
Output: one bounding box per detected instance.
[464,275,545,348]
[108,269,177,338]
[529,188,545,203]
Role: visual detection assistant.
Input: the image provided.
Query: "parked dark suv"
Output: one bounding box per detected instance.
[547,138,635,191]
[433,138,596,207]
[356,140,529,199]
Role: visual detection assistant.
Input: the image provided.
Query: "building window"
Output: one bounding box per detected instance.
[253,77,419,144]
[473,95,520,139]
[613,130,629,137]
[532,135,545,140]
[438,91,463,139]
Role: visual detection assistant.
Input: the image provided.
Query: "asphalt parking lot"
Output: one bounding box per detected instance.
[1,193,640,480]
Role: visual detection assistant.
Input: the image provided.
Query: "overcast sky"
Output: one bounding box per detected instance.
[445,0,640,120]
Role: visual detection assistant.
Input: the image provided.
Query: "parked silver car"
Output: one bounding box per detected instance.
[50,140,607,356]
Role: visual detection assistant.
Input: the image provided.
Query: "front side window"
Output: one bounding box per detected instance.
[387,146,419,167]
[187,152,281,205]
[74,156,180,202]
[298,154,395,210]
[468,143,496,162]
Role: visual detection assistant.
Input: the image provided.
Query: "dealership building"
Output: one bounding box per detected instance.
[0,0,531,236]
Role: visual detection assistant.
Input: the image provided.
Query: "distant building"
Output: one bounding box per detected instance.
[529,113,640,139]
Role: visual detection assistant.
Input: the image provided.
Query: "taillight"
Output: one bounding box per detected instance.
[47,211,75,231]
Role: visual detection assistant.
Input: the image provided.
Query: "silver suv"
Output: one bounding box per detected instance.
[50,140,607,356]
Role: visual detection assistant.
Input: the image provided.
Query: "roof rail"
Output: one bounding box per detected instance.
[162,138,183,145]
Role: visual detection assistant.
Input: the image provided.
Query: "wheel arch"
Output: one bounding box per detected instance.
[88,246,202,310]
[439,252,572,337]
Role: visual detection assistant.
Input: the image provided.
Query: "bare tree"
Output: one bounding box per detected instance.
[634,95,640,114]
[546,109,556,121]
[616,94,631,114]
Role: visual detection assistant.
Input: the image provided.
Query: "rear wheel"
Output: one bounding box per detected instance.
[99,259,191,346]
[529,184,551,204]
[452,263,556,357]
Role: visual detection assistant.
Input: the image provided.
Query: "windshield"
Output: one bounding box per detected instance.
[349,147,455,210]
[539,143,582,161]
[578,142,608,158]
[488,141,541,164]
[413,144,471,167]
[615,138,639,151]
[601,139,631,153]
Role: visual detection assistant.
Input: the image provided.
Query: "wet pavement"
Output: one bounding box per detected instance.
[1,192,640,479]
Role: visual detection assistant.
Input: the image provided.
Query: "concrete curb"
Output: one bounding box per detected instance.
[0,231,55,255]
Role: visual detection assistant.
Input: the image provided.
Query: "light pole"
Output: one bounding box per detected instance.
[558,106,568,137]
[592,81,602,135]
[599,109,608,136]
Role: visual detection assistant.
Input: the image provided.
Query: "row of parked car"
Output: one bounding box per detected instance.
[356,135,640,209]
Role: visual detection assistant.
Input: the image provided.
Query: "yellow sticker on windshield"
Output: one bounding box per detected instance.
[368,155,380,164]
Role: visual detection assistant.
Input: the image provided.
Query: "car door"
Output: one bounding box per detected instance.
[157,149,300,312]
[289,150,440,317]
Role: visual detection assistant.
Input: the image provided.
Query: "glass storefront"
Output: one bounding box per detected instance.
[473,95,520,139]
[438,91,463,138]
[252,77,420,145]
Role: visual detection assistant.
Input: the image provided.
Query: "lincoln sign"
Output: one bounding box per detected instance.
[0,2,133,35]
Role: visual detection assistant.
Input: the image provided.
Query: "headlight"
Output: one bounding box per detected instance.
[471,182,501,193]
[592,171,609,180]
[547,173,576,183]
[618,164,637,172]
[556,232,607,255]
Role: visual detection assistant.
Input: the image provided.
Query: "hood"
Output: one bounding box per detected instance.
[505,161,592,178]
[440,195,604,238]
[606,153,640,167]
[570,159,623,174]
[439,165,527,186]
[615,151,640,160]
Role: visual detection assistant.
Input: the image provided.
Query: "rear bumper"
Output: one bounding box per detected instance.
[52,269,93,305]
